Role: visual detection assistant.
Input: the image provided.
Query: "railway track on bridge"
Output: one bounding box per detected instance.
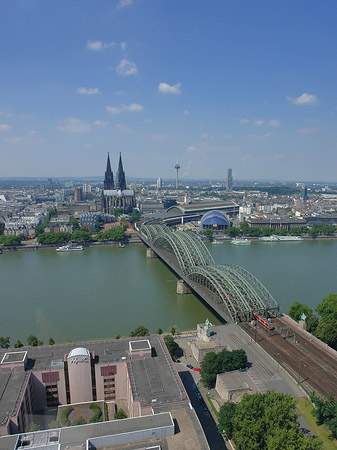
[240,317,337,399]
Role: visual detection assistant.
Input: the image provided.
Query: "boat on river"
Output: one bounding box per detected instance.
[231,238,251,245]
[211,240,224,245]
[276,236,303,241]
[56,243,83,252]
[259,235,280,242]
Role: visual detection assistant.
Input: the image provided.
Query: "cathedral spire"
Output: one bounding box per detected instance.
[116,152,126,191]
[104,152,114,190]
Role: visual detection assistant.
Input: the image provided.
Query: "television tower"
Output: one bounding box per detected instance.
[175,159,180,189]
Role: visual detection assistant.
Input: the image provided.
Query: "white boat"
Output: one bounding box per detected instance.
[231,238,251,245]
[259,235,279,242]
[276,236,303,241]
[56,244,83,252]
[211,240,223,245]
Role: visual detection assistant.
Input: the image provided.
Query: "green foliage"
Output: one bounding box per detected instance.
[89,403,102,423]
[60,406,74,426]
[290,226,308,235]
[129,325,149,337]
[218,402,238,438]
[49,208,57,218]
[203,228,214,238]
[157,328,163,335]
[229,391,322,450]
[14,340,23,348]
[0,235,22,246]
[27,334,43,347]
[48,337,55,345]
[104,402,109,421]
[170,326,176,336]
[72,415,86,426]
[200,348,247,388]
[34,225,45,236]
[315,293,337,350]
[0,223,4,235]
[95,226,125,242]
[130,209,140,222]
[309,224,336,236]
[48,420,61,429]
[115,334,121,339]
[310,392,337,439]
[25,421,41,432]
[114,208,123,218]
[261,227,273,236]
[70,217,80,230]
[71,229,92,242]
[288,302,313,322]
[115,408,128,419]
[306,315,319,334]
[0,336,10,349]
[42,218,50,228]
[164,335,183,358]
[38,232,72,244]
[226,227,241,237]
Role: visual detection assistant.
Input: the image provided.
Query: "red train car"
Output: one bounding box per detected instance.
[253,312,274,330]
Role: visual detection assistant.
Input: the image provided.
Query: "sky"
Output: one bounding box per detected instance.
[1,0,337,182]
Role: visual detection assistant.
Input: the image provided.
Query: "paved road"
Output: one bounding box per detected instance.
[177,366,227,450]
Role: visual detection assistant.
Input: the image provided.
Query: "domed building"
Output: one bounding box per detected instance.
[200,210,230,230]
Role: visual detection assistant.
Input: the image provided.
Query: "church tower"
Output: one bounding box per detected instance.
[116,152,126,191]
[104,152,114,190]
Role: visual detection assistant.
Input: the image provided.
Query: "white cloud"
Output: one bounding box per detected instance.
[239,118,250,124]
[187,146,197,152]
[93,120,109,126]
[151,134,173,143]
[86,40,116,51]
[287,93,319,105]
[57,117,91,133]
[269,119,280,127]
[0,124,12,131]
[117,0,133,9]
[254,120,264,126]
[116,59,138,77]
[184,110,189,116]
[158,82,182,95]
[77,87,101,95]
[297,127,318,135]
[4,136,24,144]
[120,42,127,51]
[106,103,144,114]
[0,111,13,118]
[116,123,132,133]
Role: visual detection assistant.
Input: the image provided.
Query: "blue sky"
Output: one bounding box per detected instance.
[1,0,337,181]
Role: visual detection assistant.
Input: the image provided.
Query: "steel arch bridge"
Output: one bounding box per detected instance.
[140,224,279,322]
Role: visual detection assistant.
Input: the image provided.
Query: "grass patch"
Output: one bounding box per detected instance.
[296,397,337,450]
[206,394,219,419]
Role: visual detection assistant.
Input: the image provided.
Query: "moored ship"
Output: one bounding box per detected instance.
[56,244,83,252]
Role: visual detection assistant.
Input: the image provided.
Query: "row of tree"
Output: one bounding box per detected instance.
[218,391,322,449]
[0,335,54,349]
[37,226,126,245]
[288,293,337,350]
[310,392,337,439]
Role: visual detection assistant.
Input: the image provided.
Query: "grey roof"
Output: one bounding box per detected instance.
[103,189,134,196]
[0,435,17,450]
[0,372,29,426]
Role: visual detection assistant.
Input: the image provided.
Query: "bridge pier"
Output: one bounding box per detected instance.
[146,248,157,258]
[177,280,192,295]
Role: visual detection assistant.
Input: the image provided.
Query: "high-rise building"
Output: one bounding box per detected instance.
[104,152,114,190]
[74,187,84,202]
[175,160,180,189]
[157,177,162,189]
[226,168,233,192]
[300,185,308,200]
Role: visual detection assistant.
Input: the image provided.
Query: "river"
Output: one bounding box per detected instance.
[0,239,336,344]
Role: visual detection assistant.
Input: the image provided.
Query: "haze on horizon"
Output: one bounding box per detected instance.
[1,0,337,182]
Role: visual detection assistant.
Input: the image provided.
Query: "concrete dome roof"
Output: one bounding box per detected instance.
[68,347,90,358]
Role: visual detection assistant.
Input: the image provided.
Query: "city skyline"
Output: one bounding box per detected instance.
[1,1,337,181]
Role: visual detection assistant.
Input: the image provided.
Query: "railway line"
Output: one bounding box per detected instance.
[240,317,337,399]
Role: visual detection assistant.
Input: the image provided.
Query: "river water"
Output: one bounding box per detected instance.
[0,240,336,344]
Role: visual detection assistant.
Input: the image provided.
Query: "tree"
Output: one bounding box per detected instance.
[0,223,4,235]
[226,227,240,237]
[48,337,55,345]
[70,217,80,230]
[203,228,214,238]
[71,229,92,242]
[310,392,337,439]
[49,208,57,218]
[34,225,44,236]
[0,336,10,348]
[315,293,337,349]
[157,328,163,335]
[48,420,61,429]
[129,325,149,337]
[164,335,183,358]
[115,408,127,419]
[218,402,238,438]
[288,302,313,322]
[230,391,322,450]
[25,422,41,432]
[0,235,22,246]
[170,326,177,336]
[130,209,140,222]
[114,208,123,218]
[27,334,43,347]
[115,334,121,339]
[14,340,23,348]
[306,315,319,334]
